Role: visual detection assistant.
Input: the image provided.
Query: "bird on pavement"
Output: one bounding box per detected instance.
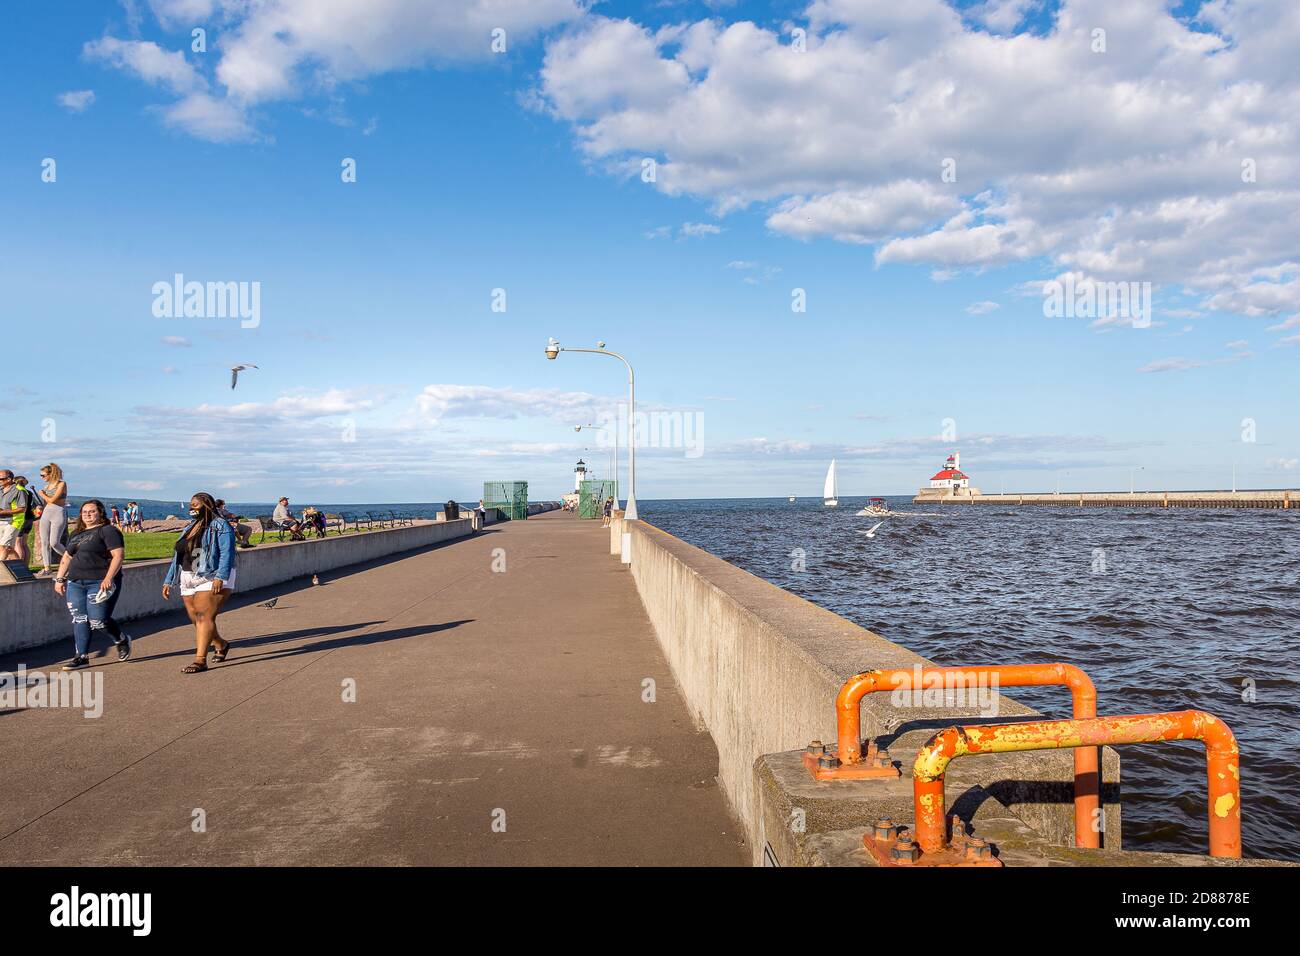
[257,597,278,609]
[230,364,258,389]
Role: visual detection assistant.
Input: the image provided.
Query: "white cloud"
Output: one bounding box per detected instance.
[123,480,165,491]
[1138,357,1206,373]
[968,0,1040,33]
[680,221,723,237]
[1137,350,1252,373]
[538,0,1300,319]
[147,0,217,27]
[88,1,581,142]
[966,300,1000,315]
[162,91,257,142]
[217,0,581,104]
[57,90,96,112]
[414,384,613,424]
[138,387,380,422]
[84,37,205,94]
[161,335,191,347]
[768,181,961,244]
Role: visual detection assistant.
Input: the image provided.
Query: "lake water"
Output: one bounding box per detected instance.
[639,496,1300,861]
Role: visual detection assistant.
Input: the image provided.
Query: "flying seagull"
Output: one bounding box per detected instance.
[857,521,884,538]
[230,364,258,389]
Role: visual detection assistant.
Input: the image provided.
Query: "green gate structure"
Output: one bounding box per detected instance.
[578,479,617,519]
[483,481,529,520]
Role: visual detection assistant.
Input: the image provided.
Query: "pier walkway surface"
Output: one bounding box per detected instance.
[0,513,746,866]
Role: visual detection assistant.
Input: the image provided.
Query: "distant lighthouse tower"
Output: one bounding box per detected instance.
[574,459,588,492]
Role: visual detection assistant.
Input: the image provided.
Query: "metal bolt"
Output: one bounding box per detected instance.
[965,840,990,860]
[891,840,920,863]
[807,740,825,755]
[873,820,896,840]
[817,754,841,769]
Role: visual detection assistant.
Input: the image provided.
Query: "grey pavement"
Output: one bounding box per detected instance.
[0,513,746,866]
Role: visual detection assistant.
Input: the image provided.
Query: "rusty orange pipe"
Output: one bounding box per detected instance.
[912,710,1241,858]
[835,664,1099,847]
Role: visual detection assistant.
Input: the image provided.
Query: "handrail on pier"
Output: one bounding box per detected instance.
[824,664,1100,848]
[912,710,1240,859]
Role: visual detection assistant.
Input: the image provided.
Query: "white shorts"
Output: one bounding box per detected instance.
[179,568,237,597]
[0,524,17,548]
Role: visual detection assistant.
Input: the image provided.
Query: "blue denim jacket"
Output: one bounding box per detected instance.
[163,516,237,587]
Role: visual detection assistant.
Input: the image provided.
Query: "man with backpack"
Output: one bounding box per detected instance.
[0,470,33,563]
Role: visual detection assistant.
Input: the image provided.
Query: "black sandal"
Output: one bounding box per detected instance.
[211,639,232,663]
[182,660,208,674]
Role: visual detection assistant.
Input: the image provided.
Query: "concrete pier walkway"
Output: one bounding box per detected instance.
[0,513,746,866]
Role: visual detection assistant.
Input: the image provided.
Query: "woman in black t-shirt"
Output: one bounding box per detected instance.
[53,499,132,670]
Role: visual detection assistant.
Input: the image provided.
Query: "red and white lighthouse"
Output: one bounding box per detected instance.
[929,452,970,491]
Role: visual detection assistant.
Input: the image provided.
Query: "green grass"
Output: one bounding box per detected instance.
[25,524,378,570]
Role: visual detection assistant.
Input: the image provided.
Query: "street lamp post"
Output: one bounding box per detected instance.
[575,423,617,505]
[547,338,638,520]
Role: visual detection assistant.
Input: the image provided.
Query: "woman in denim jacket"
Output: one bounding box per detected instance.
[163,491,238,673]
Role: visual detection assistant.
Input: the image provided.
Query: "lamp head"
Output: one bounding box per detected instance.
[545,338,561,360]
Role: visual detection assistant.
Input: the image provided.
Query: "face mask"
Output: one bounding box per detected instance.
[189,508,201,517]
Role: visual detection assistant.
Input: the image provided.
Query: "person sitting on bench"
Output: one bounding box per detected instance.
[273,496,305,541]
[216,499,254,548]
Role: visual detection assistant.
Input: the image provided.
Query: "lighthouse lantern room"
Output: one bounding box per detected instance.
[574,459,588,492]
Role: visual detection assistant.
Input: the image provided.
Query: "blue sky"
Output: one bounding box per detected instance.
[1,0,1297,502]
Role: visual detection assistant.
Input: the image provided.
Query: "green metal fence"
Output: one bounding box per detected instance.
[578,479,617,519]
[483,481,529,520]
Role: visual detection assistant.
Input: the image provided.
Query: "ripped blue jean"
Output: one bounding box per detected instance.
[65,577,124,657]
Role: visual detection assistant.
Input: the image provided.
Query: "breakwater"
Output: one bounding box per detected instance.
[914,489,1295,508]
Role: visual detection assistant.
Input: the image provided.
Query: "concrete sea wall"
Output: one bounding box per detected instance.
[916,489,1296,509]
[0,519,474,655]
[609,513,1121,862]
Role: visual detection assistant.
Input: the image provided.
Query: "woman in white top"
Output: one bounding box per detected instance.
[37,462,68,576]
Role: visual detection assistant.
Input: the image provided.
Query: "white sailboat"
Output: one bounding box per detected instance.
[823,459,839,508]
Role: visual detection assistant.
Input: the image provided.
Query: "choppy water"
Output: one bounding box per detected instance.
[639,496,1300,861]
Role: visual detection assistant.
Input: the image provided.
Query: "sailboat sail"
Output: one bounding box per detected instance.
[823,459,839,506]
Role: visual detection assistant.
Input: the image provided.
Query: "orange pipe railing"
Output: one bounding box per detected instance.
[912,710,1241,858]
[834,664,1100,847]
